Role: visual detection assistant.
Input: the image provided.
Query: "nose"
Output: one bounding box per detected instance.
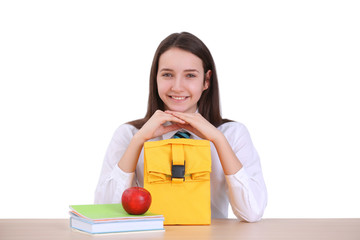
[171,76,184,92]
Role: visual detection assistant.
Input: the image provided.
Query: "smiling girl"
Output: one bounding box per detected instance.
[95,32,267,222]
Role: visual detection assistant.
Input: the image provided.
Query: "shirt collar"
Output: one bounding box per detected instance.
[162,123,200,140]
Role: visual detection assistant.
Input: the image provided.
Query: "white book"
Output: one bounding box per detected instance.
[70,215,164,234]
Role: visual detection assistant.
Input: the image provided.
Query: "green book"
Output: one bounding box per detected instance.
[69,204,164,234]
[69,203,163,221]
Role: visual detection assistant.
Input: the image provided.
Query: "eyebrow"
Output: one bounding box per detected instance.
[159,68,200,73]
[184,69,200,73]
[159,68,173,72]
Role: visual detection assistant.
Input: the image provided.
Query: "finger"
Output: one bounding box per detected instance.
[176,123,192,129]
[176,115,199,127]
[156,111,186,124]
[165,111,192,121]
[162,124,182,134]
[167,115,186,124]
[165,110,186,116]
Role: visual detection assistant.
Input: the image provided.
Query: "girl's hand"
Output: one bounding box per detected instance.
[165,110,221,142]
[165,110,243,175]
[136,110,185,141]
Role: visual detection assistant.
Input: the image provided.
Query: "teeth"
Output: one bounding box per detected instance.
[171,96,186,100]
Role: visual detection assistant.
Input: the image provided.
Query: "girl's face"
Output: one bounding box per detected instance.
[157,48,211,113]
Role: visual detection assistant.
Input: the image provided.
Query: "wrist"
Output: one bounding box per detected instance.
[210,129,225,144]
[132,131,147,145]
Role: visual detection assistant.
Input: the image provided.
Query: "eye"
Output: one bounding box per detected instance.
[186,73,196,78]
[162,73,173,78]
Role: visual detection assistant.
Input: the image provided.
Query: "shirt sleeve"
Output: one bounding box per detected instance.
[94,124,137,204]
[222,122,268,222]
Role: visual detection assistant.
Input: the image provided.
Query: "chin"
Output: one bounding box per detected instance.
[168,108,186,113]
[169,107,195,113]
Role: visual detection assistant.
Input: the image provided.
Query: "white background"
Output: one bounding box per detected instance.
[1,0,359,219]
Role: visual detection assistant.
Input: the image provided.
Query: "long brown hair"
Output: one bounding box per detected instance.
[128,32,232,129]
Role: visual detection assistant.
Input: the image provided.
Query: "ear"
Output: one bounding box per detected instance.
[203,70,212,90]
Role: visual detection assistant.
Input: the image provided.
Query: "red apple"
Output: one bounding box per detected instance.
[121,187,152,215]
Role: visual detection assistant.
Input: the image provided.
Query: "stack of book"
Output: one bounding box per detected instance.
[69,204,164,234]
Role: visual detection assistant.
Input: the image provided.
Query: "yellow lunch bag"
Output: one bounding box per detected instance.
[143,138,212,225]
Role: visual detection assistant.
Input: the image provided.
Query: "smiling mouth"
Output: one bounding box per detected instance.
[169,96,188,100]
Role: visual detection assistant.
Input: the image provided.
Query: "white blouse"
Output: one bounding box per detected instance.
[95,121,267,222]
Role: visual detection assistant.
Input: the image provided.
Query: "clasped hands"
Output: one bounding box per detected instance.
[136,110,221,142]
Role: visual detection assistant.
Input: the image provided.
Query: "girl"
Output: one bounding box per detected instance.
[95,32,267,222]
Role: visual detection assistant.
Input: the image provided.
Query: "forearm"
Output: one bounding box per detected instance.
[117,133,145,173]
[226,169,267,222]
[212,132,243,175]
